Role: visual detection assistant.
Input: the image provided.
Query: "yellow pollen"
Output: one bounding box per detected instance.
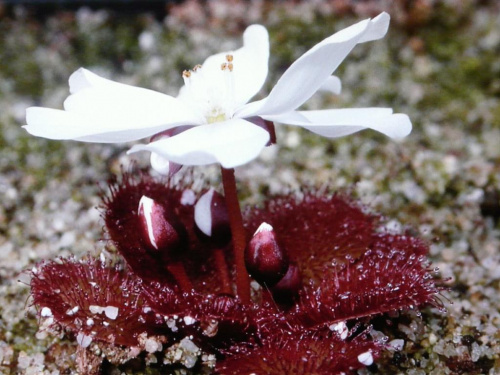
[221,63,227,71]
[207,113,227,124]
[226,54,233,62]
[228,63,233,72]
[182,70,191,78]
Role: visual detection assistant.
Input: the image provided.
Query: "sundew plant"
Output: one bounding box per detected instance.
[24,12,443,374]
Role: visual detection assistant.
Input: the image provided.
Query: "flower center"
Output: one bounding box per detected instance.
[182,54,236,124]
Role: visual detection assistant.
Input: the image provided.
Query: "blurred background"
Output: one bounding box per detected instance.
[0,0,499,373]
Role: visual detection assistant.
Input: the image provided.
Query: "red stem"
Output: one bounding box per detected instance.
[166,262,193,292]
[213,248,232,295]
[220,167,250,304]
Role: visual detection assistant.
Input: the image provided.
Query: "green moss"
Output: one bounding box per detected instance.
[0,20,44,97]
[414,11,500,128]
[490,103,500,129]
[10,318,39,351]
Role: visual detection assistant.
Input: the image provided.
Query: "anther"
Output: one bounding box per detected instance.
[226,54,233,62]
[182,70,191,78]
[221,63,227,71]
[193,64,202,71]
[227,63,233,72]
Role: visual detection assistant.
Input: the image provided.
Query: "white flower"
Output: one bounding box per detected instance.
[24,12,411,170]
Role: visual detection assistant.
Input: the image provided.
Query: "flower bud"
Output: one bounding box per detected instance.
[149,126,193,176]
[150,152,182,176]
[194,188,231,247]
[245,223,289,286]
[271,262,302,300]
[138,196,183,253]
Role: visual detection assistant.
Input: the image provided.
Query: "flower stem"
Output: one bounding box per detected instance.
[220,167,250,304]
[213,248,232,295]
[166,262,193,292]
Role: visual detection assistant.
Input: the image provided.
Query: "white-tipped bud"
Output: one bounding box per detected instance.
[150,152,182,176]
[255,222,273,234]
[138,196,181,251]
[245,222,289,286]
[149,127,192,176]
[194,188,231,246]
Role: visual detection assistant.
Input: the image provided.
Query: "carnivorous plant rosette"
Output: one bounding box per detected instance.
[30,173,443,374]
[24,12,411,170]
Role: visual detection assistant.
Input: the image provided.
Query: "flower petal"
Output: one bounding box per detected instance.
[268,108,412,139]
[236,13,389,118]
[24,108,187,143]
[318,76,342,95]
[24,69,204,143]
[68,68,111,94]
[181,25,269,107]
[128,119,270,168]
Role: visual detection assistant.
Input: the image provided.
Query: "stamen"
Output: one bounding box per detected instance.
[223,62,235,114]
[182,70,192,92]
[181,55,236,123]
